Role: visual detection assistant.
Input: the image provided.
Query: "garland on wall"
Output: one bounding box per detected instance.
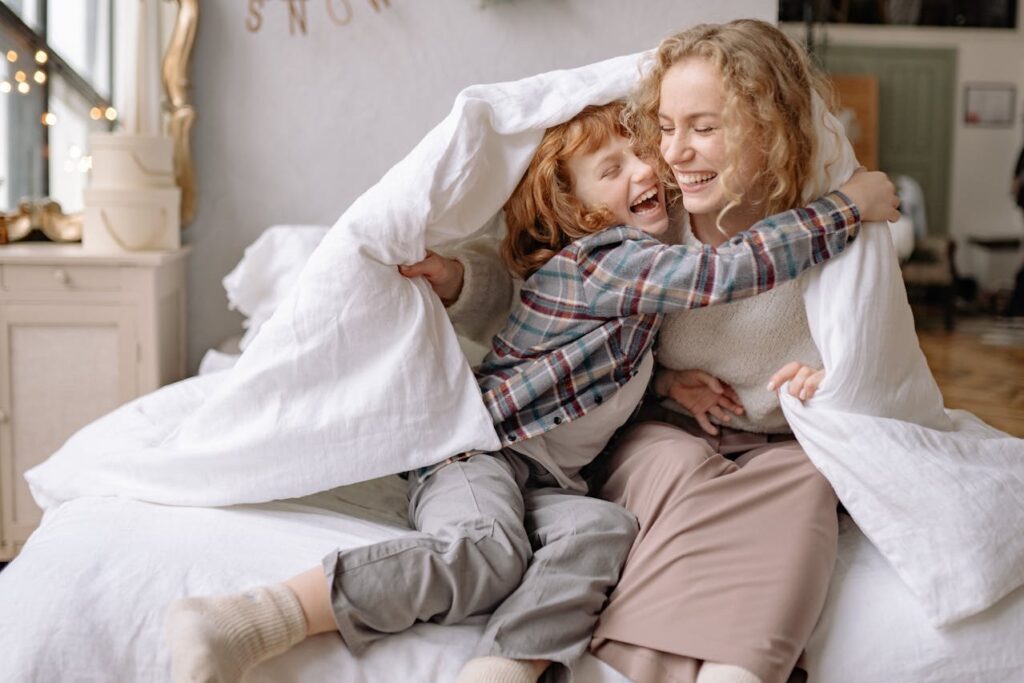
[245,0,394,36]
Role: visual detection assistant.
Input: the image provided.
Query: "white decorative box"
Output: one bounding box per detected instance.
[89,133,176,189]
[83,187,181,251]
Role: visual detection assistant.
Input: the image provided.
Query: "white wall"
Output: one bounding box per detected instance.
[784,16,1024,291]
[184,0,776,370]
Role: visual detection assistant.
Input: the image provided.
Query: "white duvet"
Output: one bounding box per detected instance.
[24,52,1024,628]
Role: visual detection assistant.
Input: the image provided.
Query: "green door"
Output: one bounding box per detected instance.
[819,45,957,236]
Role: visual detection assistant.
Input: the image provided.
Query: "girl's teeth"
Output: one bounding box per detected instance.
[630,188,657,208]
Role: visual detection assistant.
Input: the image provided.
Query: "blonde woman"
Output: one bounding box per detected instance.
[584,20,863,683]
[403,20,899,683]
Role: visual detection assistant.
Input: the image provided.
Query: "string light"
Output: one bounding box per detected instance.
[0,46,116,135]
[77,156,92,172]
[69,145,82,160]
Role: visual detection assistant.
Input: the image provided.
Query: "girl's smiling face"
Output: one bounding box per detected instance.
[657,57,764,234]
[566,134,669,236]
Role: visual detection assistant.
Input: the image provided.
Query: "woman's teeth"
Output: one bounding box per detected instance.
[678,172,716,186]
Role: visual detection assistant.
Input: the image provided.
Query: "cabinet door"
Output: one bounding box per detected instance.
[0,303,137,557]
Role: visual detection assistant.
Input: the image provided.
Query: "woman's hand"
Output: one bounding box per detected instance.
[655,368,744,436]
[767,361,825,402]
[838,169,901,223]
[398,251,465,306]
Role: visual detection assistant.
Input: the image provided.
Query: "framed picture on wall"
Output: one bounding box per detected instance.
[963,83,1016,127]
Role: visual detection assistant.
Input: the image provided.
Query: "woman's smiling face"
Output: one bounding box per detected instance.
[657,57,763,232]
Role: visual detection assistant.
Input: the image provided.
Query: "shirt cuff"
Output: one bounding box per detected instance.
[824,189,862,233]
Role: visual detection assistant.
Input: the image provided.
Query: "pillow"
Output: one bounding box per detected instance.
[221,225,330,350]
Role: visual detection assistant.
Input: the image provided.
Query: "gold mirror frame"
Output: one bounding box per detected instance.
[161,0,198,227]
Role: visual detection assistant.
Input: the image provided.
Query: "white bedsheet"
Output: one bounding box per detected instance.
[778,97,1024,627]
[25,53,645,509]
[2,485,1021,682]
[804,516,1024,683]
[780,224,1024,625]
[0,479,627,683]
[221,225,330,351]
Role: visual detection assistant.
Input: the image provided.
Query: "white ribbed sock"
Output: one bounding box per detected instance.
[696,662,764,683]
[165,584,308,683]
[455,656,541,683]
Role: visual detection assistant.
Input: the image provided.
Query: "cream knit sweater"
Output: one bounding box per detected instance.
[655,229,821,434]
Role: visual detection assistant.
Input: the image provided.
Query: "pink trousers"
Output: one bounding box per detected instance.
[589,421,839,683]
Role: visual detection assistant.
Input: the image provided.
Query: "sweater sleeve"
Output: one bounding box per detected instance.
[443,234,517,345]
[577,191,861,317]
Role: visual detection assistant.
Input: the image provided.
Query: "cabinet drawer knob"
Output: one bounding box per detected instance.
[53,268,70,285]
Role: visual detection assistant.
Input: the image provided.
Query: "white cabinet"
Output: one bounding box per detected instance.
[0,244,189,559]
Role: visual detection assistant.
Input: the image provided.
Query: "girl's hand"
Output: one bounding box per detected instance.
[655,368,744,436]
[398,251,465,305]
[839,168,901,223]
[767,362,825,402]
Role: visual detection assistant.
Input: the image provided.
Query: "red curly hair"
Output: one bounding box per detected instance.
[501,102,626,279]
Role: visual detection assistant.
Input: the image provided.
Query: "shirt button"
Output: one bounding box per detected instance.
[553,417,562,425]
[594,395,603,405]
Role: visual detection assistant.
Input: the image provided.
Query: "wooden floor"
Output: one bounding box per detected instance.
[918,317,1024,437]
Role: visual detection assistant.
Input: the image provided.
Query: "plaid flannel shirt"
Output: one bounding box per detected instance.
[476,190,860,447]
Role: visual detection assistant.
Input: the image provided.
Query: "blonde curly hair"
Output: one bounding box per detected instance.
[501,102,625,279]
[623,19,837,225]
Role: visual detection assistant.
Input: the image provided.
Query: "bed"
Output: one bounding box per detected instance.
[3,223,1023,682]
[2,474,1023,682]
[0,477,625,682]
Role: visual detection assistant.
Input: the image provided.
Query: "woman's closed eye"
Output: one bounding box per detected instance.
[600,165,620,179]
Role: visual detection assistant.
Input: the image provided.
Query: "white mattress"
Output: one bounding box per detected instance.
[0,476,627,683]
[2,477,1023,682]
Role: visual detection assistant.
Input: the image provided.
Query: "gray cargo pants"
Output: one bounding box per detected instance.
[322,450,638,669]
